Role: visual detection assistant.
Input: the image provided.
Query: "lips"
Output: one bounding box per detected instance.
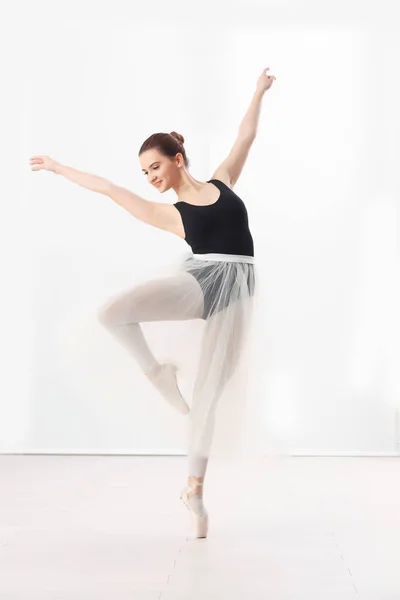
[155,181,162,187]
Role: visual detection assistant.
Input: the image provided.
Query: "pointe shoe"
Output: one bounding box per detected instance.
[146,363,189,416]
[180,480,209,538]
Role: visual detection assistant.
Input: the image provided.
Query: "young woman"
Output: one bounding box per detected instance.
[29,67,276,538]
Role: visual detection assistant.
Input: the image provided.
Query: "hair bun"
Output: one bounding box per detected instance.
[170,131,185,145]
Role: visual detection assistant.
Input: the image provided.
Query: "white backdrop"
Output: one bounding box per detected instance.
[1,0,399,455]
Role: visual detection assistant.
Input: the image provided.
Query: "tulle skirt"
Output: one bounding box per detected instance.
[141,250,275,465]
[65,249,288,464]
[180,252,257,461]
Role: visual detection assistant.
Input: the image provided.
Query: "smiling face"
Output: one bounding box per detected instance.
[140,148,183,193]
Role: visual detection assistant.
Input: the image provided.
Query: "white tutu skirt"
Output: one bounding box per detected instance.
[95,251,289,465]
[179,252,257,462]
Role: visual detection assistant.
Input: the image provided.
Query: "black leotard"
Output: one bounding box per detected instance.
[173,179,254,257]
[172,179,255,319]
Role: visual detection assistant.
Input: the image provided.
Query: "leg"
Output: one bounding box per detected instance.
[97,272,205,414]
[97,272,204,373]
[181,301,248,536]
[189,299,248,466]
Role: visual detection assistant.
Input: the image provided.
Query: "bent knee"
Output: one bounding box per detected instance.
[96,302,115,328]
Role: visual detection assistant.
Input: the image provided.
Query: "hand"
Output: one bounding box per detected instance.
[29,155,59,173]
[256,67,276,94]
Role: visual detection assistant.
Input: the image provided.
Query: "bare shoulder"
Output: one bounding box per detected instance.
[209,166,234,189]
[107,183,185,238]
[152,202,185,239]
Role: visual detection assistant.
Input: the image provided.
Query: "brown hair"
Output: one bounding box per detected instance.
[138,131,190,168]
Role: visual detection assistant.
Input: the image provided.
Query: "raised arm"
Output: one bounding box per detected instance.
[29,155,182,236]
[211,67,276,187]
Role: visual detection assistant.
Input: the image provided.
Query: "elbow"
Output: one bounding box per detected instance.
[238,128,256,142]
[105,181,115,197]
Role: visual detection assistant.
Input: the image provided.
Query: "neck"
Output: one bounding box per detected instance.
[173,173,207,201]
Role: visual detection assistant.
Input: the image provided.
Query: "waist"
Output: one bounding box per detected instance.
[192,253,255,264]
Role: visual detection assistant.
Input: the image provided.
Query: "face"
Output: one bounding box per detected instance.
[140,149,183,193]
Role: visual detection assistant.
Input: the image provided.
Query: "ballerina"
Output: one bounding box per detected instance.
[29,67,276,538]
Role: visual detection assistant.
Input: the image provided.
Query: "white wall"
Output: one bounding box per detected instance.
[1,0,399,455]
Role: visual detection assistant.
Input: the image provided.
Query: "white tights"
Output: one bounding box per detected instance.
[97,271,246,481]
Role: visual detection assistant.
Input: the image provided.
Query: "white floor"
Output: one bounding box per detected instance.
[0,455,399,600]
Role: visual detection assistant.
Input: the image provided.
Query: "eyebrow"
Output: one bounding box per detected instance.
[142,161,159,172]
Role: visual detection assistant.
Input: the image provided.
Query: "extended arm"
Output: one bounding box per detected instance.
[54,163,175,229]
[54,163,111,195]
[29,156,181,235]
[211,90,265,187]
[237,88,266,140]
[211,67,275,187]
